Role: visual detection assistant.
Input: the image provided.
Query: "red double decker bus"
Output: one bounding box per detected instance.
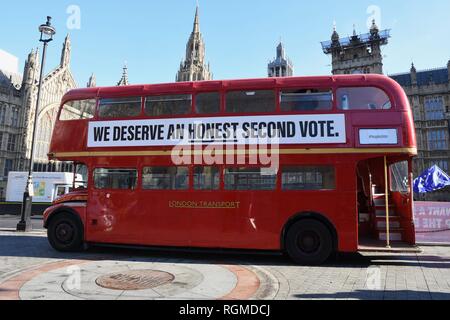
[43,74,417,265]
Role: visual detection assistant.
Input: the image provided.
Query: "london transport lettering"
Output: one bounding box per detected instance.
[87,114,346,147]
[168,201,241,209]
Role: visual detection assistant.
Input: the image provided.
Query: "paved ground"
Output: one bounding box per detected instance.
[0,215,45,231]
[0,228,449,300]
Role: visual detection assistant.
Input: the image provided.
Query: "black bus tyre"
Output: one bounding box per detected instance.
[48,213,83,252]
[285,219,333,265]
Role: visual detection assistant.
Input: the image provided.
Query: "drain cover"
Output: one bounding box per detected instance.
[96,270,174,290]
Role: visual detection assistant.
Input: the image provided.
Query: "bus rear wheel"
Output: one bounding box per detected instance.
[285,219,333,265]
[48,213,83,252]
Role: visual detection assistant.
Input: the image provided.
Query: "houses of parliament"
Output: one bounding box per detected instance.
[0,7,449,200]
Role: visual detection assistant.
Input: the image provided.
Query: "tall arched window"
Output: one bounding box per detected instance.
[35,107,57,163]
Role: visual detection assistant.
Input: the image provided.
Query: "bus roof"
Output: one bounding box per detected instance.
[61,74,406,106]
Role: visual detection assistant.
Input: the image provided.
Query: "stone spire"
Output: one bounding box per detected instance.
[268,41,294,77]
[276,42,285,59]
[60,34,71,67]
[193,6,200,34]
[331,22,340,44]
[370,19,379,35]
[117,63,129,86]
[87,73,96,87]
[447,60,450,82]
[350,24,360,45]
[23,48,40,86]
[176,5,212,82]
[411,63,417,85]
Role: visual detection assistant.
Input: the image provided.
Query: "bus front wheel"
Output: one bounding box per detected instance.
[48,213,83,252]
[285,219,333,265]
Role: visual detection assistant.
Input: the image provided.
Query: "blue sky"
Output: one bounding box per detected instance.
[1,0,450,87]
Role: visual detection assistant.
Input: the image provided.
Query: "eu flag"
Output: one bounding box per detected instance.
[413,165,450,194]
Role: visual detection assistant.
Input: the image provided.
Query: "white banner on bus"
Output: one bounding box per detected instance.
[87,114,346,147]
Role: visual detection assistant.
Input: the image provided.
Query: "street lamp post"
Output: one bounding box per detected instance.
[17,17,56,232]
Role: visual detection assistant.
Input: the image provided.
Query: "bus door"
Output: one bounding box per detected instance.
[357,158,387,241]
[388,159,415,244]
[86,168,140,244]
[357,157,414,245]
[357,162,372,238]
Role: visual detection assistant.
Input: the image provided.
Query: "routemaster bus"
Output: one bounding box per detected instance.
[43,75,417,265]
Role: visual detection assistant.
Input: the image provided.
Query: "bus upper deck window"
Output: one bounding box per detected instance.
[195,92,220,114]
[60,99,96,121]
[280,89,333,112]
[145,95,192,117]
[98,97,142,119]
[226,90,276,113]
[337,87,391,110]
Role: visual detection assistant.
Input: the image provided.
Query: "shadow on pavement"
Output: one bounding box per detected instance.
[0,234,448,269]
[293,290,450,300]
[0,234,295,266]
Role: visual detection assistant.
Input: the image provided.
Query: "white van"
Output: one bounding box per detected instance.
[6,172,82,203]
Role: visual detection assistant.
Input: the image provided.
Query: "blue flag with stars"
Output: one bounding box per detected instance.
[413,165,450,194]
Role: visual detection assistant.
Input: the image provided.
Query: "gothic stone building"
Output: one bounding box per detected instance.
[0,35,80,199]
[322,21,450,201]
[268,42,294,77]
[321,20,389,75]
[390,64,450,201]
[176,7,212,82]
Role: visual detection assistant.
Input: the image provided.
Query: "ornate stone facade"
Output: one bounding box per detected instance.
[390,64,450,201]
[0,35,79,199]
[176,6,212,82]
[268,42,294,77]
[322,21,450,201]
[0,50,24,199]
[321,21,390,75]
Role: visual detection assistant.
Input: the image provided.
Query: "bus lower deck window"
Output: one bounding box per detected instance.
[337,87,391,110]
[98,97,142,119]
[60,99,96,121]
[94,169,137,190]
[282,166,335,190]
[145,95,192,117]
[280,89,333,112]
[142,167,189,190]
[224,167,277,190]
[194,166,220,190]
[226,90,276,113]
[195,92,221,114]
